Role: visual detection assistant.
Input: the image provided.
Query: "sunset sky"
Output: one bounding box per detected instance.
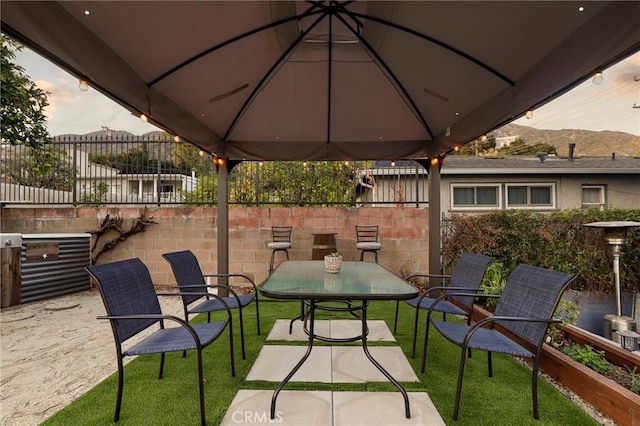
[13,46,640,138]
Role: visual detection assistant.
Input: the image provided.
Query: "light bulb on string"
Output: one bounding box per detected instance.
[525,110,533,119]
[78,79,89,91]
[139,114,148,122]
[592,72,603,85]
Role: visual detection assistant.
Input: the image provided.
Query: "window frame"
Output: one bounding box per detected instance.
[581,184,606,210]
[505,182,556,210]
[450,183,502,211]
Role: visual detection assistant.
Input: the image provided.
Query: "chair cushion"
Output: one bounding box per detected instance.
[268,242,292,249]
[405,296,467,316]
[432,320,534,358]
[356,242,381,250]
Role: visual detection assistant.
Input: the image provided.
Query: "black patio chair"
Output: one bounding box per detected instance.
[162,250,260,360]
[393,253,495,358]
[86,258,234,426]
[422,264,576,420]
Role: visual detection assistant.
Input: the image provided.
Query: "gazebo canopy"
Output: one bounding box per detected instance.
[2,1,639,161]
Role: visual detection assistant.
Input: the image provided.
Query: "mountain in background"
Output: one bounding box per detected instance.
[54,125,640,158]
[493,124,640,157]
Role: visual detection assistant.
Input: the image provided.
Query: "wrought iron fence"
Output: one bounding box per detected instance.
[1,135,430,207]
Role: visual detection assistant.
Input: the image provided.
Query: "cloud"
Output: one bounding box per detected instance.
[34,77,82,126]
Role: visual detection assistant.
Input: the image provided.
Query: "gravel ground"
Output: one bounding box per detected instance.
[0,290,183,425]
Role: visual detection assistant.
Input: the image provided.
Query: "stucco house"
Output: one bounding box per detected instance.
[358,155,640,213]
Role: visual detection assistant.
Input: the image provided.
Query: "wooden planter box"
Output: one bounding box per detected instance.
[471,305,640,425]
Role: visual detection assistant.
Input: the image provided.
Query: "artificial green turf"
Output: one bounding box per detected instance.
[42,299,597,425]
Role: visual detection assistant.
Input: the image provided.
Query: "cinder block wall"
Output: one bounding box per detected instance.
[1,206,430,286]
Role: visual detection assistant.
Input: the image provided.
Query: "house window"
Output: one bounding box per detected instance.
[582,185,605,210]
[505,183,555,209]
[160,184,174,193]
[451,184,500,210]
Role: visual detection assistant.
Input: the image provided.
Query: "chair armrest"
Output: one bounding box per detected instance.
[473,315,561,328]
[167,285,242,299]
[407,274,452,303]
[160,289,238,309]
[461,315,561,346]
[426,291,499,318]
[407,273,451,281]
[203,273,258,292]
[444,286,485,293]
[420,285,485,296]
[97,313,213,347]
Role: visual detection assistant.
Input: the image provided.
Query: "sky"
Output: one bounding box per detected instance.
[12,45,640,137]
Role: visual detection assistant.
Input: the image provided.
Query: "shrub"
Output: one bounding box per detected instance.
[562,343,615,375]
[442,209,640,293]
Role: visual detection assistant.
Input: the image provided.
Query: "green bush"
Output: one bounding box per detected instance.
[442,209,640,293]
[480,262,506,310]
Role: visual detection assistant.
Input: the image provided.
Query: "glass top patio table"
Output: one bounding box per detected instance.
[259,260,419,301]
[259,260,418,420]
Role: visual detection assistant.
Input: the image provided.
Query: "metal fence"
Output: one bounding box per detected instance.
[1,136,430,207]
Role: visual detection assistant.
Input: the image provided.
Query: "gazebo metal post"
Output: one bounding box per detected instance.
[216,161,229,295]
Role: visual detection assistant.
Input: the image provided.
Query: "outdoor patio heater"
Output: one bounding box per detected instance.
[584,221,640,343]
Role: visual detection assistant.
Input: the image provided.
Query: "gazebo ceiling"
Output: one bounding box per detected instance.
[2,1,639,160]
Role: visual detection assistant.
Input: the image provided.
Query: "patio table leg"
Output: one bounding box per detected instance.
[271,300,316,419]
[288,300,306,334]
[360,301,411,419]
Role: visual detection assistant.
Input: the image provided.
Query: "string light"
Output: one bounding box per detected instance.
[390,160,396,167]
[525,110,533,119]
[78,79,89,91]
[174,135,181,142]
[592,72,603,85]
[139,114,148,122]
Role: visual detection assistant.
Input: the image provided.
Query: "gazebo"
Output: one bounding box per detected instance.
[2,1,639,276]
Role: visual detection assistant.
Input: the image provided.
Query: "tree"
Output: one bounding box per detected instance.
[183,161,357,206]
[0,144,73,189]
[456,134,496,155]
[498,139,558,156]
[1,34,50,147]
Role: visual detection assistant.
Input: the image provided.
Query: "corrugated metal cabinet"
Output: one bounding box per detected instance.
[20,233,91,303]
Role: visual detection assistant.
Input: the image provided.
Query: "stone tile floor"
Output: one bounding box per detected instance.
[221,319,445,425]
